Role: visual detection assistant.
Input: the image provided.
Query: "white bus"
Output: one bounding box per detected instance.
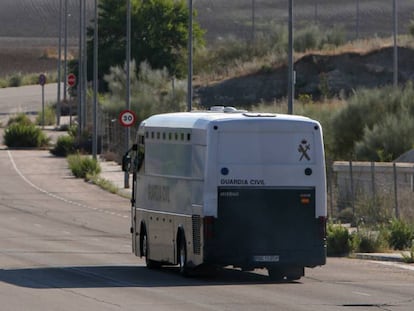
[123,107,327,280]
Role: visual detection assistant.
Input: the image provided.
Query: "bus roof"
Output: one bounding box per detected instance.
[142,108,315,130]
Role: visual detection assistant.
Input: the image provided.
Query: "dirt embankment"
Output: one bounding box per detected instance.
[195,46,414,107]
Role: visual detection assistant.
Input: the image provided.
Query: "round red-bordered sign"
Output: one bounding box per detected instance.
[67,73,76,87]
[119,109,136,127]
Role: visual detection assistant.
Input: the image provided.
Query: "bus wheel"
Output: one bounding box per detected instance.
[142,231,160,269]
[268,266,303,281]
[267,267,284,281]
[178,235,188,276]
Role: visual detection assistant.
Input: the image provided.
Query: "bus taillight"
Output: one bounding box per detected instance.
[204,216,215,240]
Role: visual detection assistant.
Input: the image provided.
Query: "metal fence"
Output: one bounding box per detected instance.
[329,161,414,224]
[192,0,414,44]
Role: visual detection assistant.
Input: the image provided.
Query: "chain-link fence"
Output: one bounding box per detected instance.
[193,0,414,44]
[329,161,414,224]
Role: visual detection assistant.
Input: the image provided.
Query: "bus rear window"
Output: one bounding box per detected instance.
[218,131,315,165]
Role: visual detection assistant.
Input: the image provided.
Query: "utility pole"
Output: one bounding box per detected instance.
[187,0,193,112]
[125,0,131,188]
[251,0,255,45]
[356,0,360,39]
[57,0,62,126]
[393,0,398,88]
[93,0,99,159]
[78,0,83,138]
[64,0,68,112]
[287,0,294,114]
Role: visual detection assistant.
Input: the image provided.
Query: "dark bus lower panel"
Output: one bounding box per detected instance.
[203,187,326,273]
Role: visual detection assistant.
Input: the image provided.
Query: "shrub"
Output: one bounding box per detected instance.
[7,113,33,126]
[351,228,387,253]
[330,84,414,160]
[388,219,414,250]
[337,207,355,224]
[8,72,23,87]
[4,123,50,148]
[327,223,351,256]
[67,153,101,179]
[103,60,186,122]
[50,135,76,157]
[354,112,414,161]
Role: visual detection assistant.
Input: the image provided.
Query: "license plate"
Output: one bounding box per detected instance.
[253,255,280,262]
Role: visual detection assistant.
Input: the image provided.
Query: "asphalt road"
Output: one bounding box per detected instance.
[0,83,60,125]
[0,149,413,311]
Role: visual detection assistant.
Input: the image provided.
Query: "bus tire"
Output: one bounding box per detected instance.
[142,230,160,269]
[268,266,303,281]
[178,234,189,276]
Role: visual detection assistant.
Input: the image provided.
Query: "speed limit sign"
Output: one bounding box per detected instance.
[119,109,137,127]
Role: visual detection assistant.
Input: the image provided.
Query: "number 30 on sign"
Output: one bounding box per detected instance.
[119,110,137,127]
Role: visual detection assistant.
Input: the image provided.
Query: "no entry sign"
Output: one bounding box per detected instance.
[67,73,76,87]
[119,109,136,127]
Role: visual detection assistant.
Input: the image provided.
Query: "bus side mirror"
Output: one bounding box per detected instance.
[122,153,131,172]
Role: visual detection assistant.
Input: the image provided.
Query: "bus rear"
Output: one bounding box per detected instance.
[202,114,327,280]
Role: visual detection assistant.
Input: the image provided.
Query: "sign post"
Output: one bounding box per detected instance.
[39,74,47,128]
[119,109,136,189]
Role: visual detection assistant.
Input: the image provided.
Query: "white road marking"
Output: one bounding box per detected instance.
[7,150,128,219]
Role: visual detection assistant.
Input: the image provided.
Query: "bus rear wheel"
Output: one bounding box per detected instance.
[178,235,189,276]
[268,266,303,281]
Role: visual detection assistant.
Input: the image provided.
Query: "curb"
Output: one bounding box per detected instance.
[353,253,407,263]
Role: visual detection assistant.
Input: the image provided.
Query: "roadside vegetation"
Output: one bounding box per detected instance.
[3,113,50,148]
[0,71,57,88]
[327,219,414,256]
[67,153,101,179]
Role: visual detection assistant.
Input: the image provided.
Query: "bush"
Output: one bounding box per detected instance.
[67,153,101,179]
[50,135,76,157]
[330,83,414,160]
[351,229,387,253]
[327,223,351,256]
[8,72,23,87]
[388,219,414,250]
[354,112,414,161]
[337,207,355,225]
[4,123,50,148]
[7,113,33,126]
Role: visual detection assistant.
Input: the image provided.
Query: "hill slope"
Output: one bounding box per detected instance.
[196,46,414,107]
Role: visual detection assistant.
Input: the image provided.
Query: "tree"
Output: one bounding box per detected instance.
[86,0,205,85]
